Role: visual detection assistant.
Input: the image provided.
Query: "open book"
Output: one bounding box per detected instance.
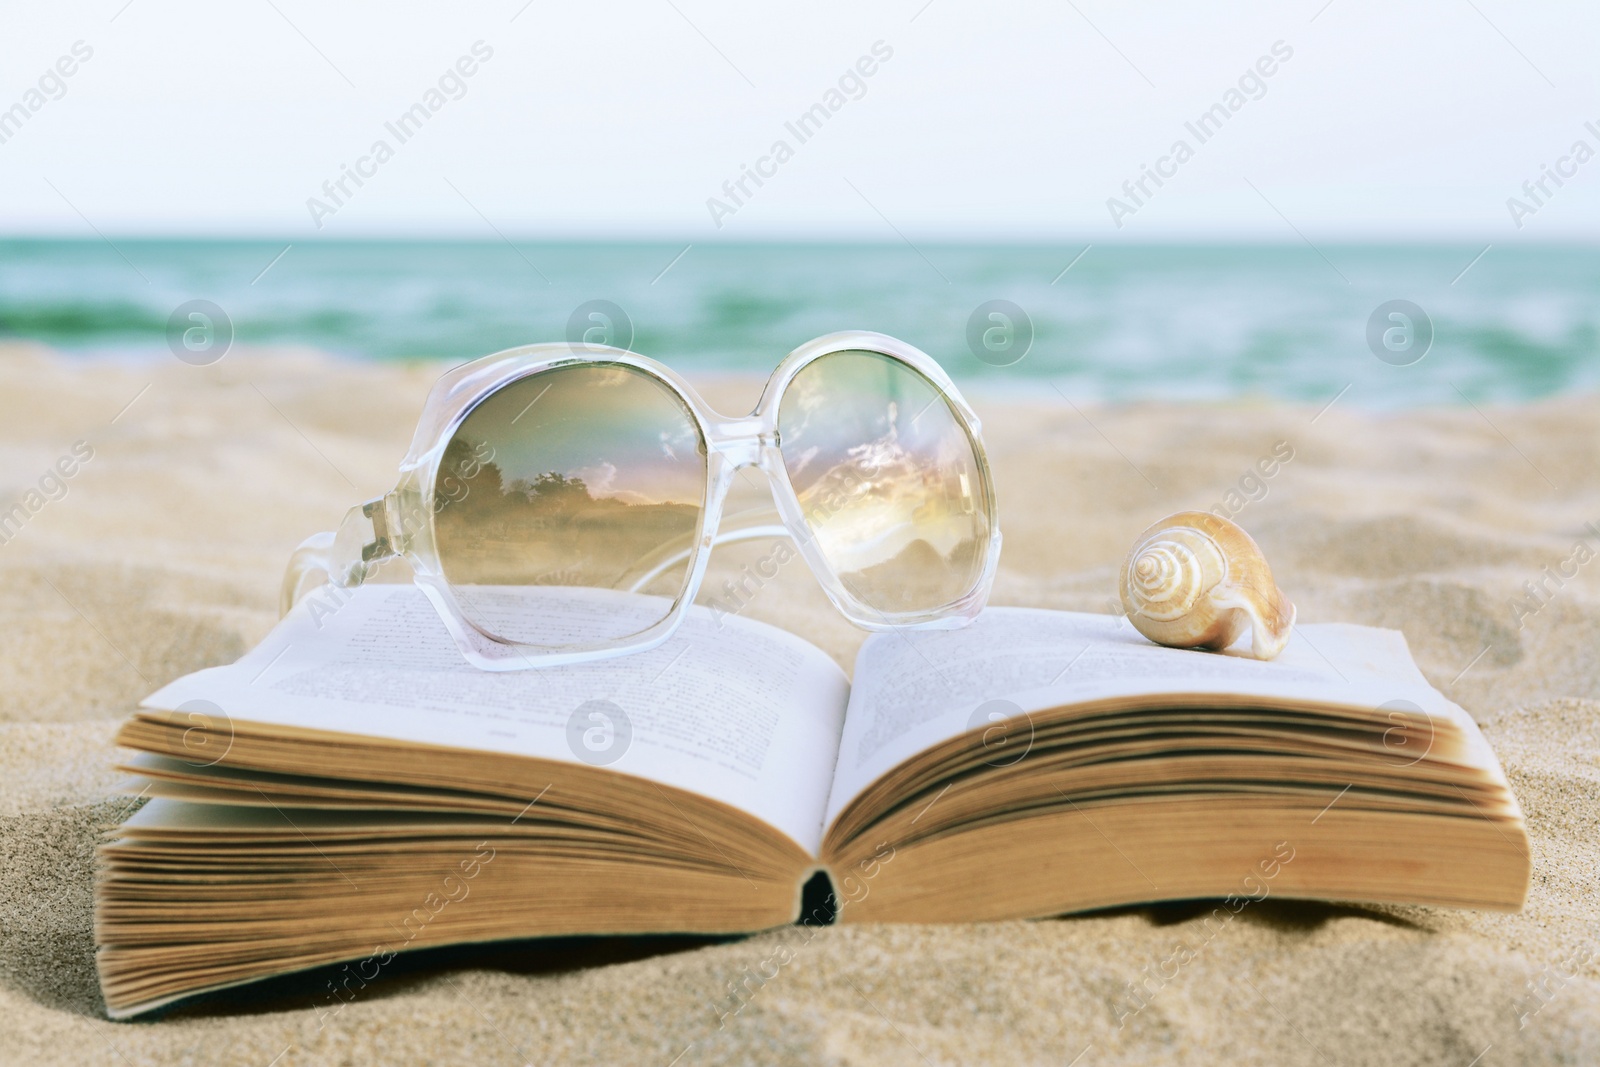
[97,586,1529,1018]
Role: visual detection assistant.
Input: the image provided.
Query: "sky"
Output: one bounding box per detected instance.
[2,0,1598,241]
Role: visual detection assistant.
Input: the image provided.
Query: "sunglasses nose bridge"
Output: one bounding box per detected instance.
[704,417,772,470]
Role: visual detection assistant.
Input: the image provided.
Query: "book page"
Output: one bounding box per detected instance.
[141,585,848,856]
[824,607,1483,827]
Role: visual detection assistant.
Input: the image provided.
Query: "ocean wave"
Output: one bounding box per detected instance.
[1,240,1596,404]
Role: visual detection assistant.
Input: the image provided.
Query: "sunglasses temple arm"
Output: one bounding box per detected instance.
[279,498,396,614]
[623,510,793,595]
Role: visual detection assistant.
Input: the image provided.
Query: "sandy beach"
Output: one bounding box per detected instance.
[2,344,1596,1064]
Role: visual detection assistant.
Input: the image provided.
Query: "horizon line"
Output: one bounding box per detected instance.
[2,233,1596,249]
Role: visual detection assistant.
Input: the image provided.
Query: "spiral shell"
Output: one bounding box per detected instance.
[1118,511,1295,660]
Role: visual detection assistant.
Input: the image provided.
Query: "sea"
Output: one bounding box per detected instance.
[2,239,1595,407]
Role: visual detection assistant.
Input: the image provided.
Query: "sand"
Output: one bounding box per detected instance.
[1,343,1597,1064]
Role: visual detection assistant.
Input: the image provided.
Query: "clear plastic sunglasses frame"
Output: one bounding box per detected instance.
[281,330,1002,670]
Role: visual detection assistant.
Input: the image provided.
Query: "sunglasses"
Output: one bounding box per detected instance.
[281,331,1001,669]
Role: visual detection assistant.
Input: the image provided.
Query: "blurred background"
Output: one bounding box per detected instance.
[3,0,1598,404]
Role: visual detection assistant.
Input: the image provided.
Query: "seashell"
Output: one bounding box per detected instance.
[1118,511,1295,660]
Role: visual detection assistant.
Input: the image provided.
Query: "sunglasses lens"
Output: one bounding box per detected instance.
[432,363,707,648]
[777,350,991,616]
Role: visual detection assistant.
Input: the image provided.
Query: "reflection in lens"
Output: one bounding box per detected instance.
[433,363,707,647]
[777,350,990,615]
